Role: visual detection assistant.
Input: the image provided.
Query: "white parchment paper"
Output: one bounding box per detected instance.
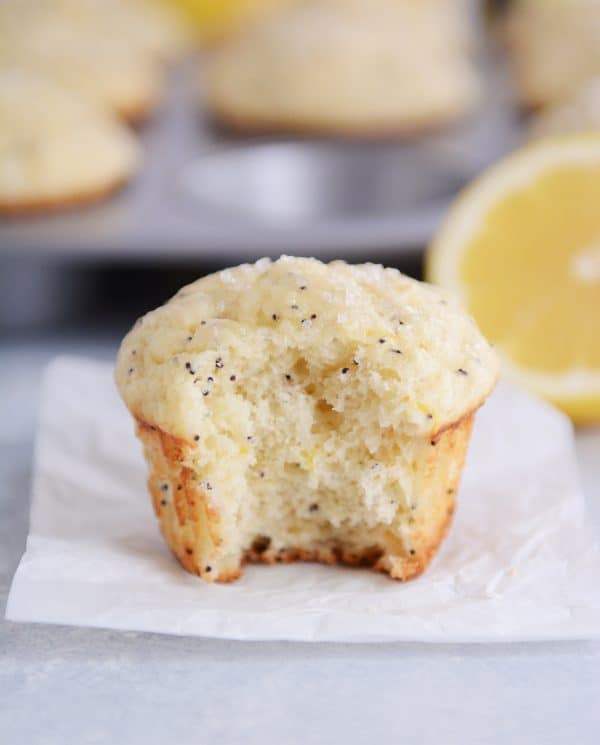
[6,356,600,642]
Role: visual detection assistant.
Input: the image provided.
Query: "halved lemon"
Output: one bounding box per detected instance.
[427,133,600,424]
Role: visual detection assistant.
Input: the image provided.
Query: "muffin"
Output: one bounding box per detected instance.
[98,0,188,62]
[204,0,479,137]
[115,257,498,582]
[505,0,600,108]
[0,70,141,215]
[529,77,600,138]
[0,5,164,123]
[39,0,188,63]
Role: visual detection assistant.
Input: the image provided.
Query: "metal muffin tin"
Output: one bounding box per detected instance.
[0,55,523,261]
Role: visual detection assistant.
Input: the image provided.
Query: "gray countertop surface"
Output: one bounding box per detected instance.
[2,336,600,745]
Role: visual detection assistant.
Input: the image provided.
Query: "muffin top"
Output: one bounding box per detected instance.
[0,0,187,62]
[505,0,600,107]
[116,257,498,441]
[0,69,140,204]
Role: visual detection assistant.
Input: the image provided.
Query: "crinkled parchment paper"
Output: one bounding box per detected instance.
[6,357,600,642]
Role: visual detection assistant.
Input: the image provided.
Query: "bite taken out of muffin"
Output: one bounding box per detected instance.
[116,257,498,583]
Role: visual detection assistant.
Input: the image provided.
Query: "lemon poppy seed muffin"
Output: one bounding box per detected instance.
[24,0,189,63]
[0,70,141,215]
[529,77,600,138]
[205,0,479,137]
[505,0,600,109]
[116,257,498,583]
[69,0,188,62]
[0,7,164,123]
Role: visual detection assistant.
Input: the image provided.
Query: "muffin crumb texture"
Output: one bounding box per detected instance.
[116,257,498,582]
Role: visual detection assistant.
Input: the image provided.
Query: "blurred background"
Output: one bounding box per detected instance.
[1,0,599,353]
